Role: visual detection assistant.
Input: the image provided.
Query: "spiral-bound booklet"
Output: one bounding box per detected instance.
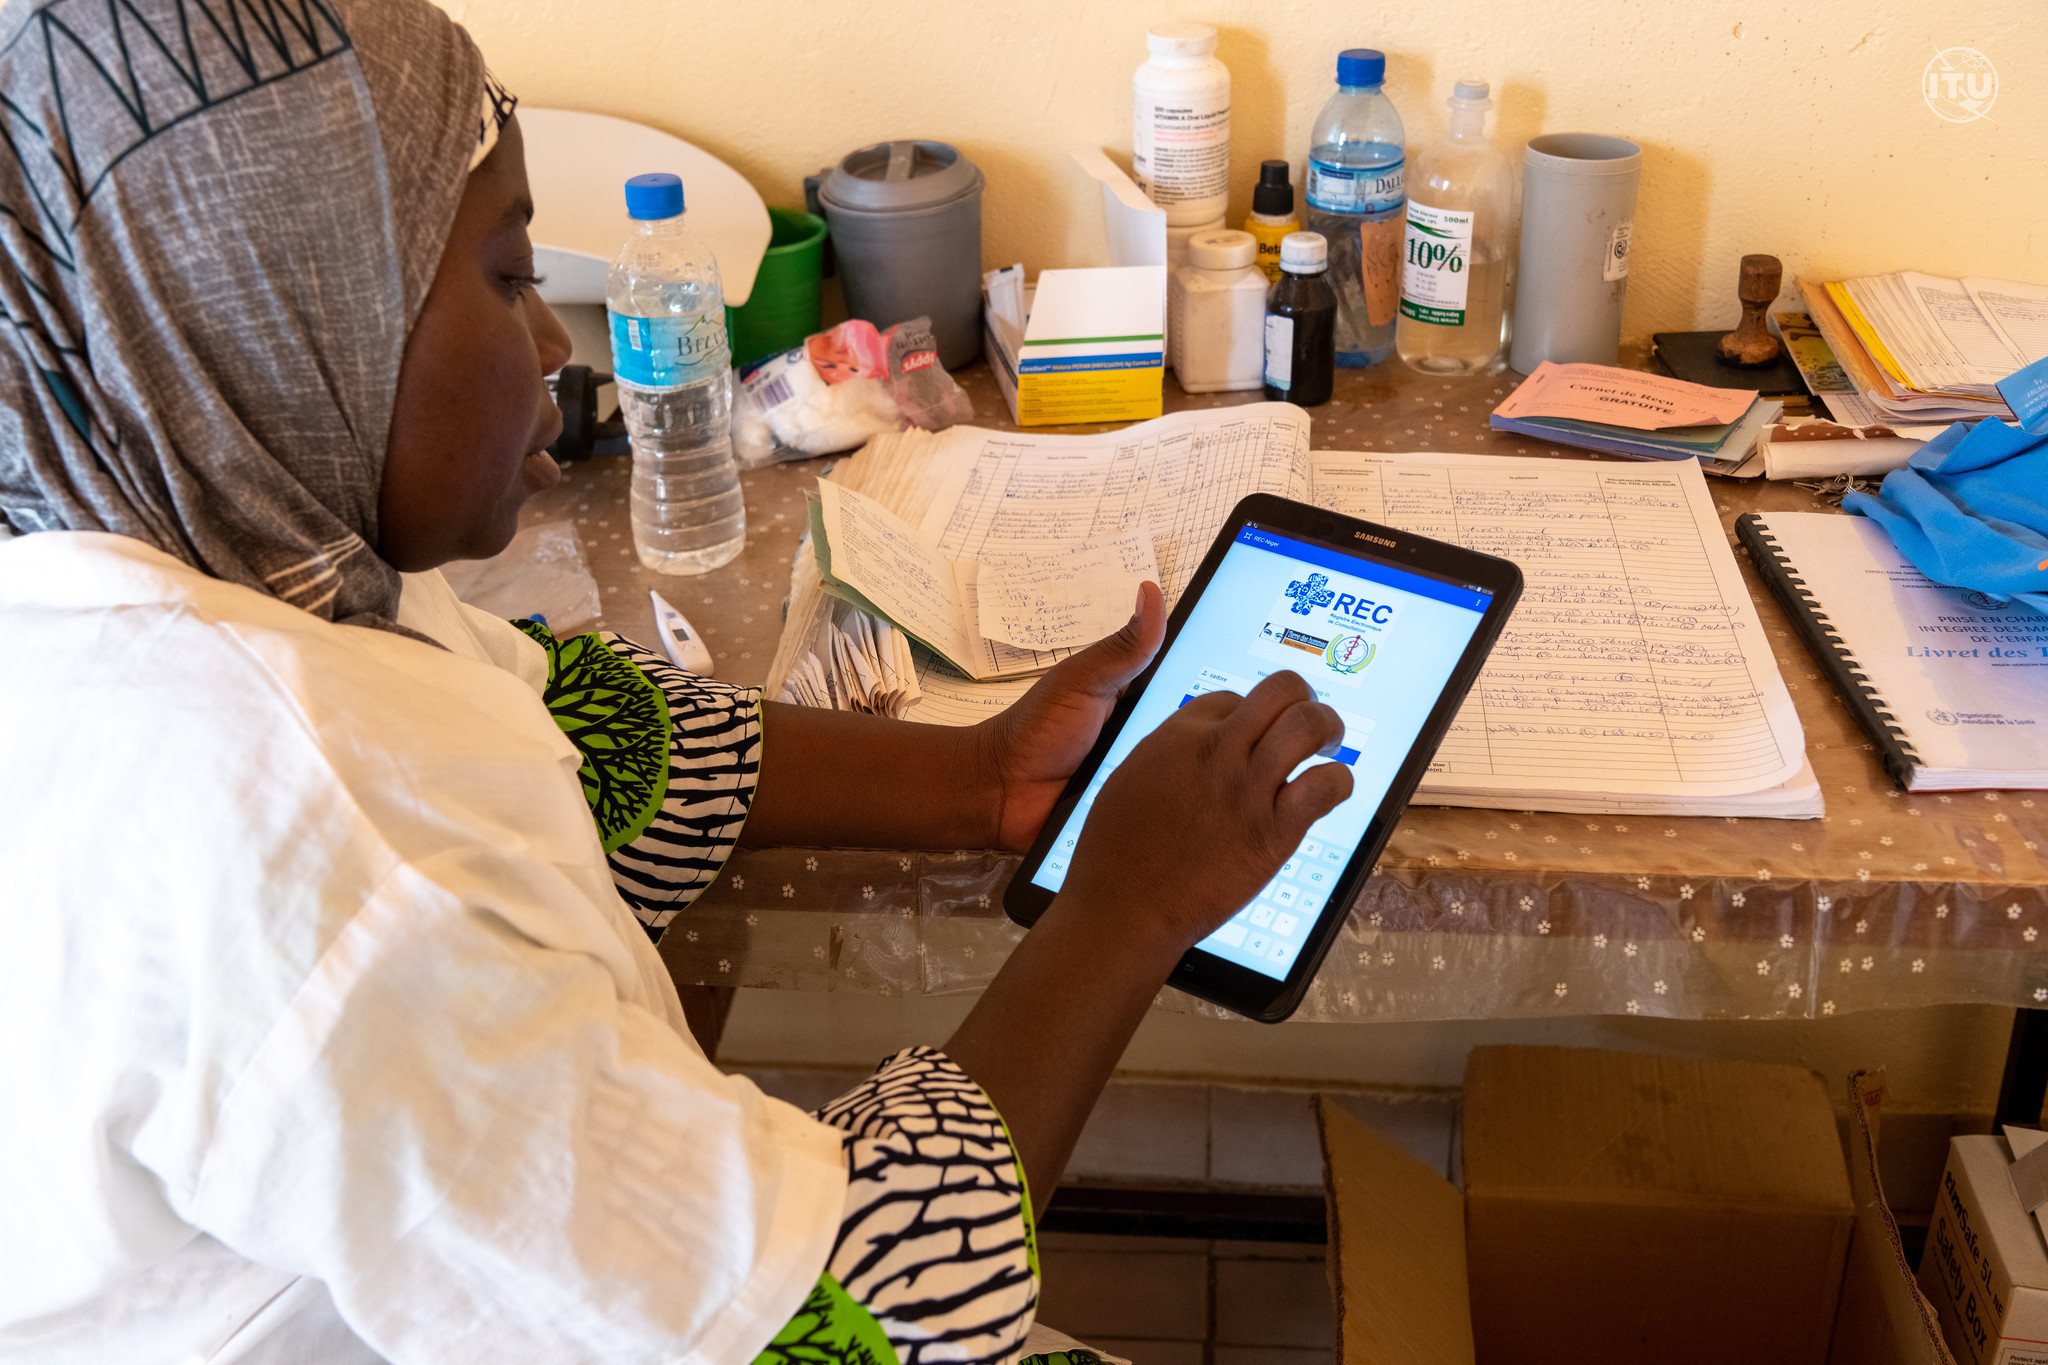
[1736,511,2048,791]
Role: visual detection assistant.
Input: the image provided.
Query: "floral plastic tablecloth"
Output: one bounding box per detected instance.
[522,364,2048,1023]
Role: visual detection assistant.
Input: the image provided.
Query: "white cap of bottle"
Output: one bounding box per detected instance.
[1188,228,1257,271]
[1147,21,1218,57]
[1279,231,1328,273]
[1450,78,1494,114]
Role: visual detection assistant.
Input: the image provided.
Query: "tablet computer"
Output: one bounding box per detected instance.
[1003,493,1522,1022]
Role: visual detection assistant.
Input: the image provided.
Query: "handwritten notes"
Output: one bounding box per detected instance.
[815,480,980,670]
[978,532,1158,651]
[815,481,1162,677]
[1309,450,1806,801]
[1495,361,1756,430]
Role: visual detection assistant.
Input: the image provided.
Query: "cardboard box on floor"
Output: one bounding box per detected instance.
[1917,1130,2048,1365]
[1317,1049,1957,1365]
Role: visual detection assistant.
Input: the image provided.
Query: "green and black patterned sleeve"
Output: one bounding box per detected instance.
[517,626,1113,1365]
[515,620,760,937]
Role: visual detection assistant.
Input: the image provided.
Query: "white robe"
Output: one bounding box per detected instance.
[0,532,845,1363]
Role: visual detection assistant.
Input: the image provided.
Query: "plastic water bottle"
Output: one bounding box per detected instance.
[1303,48,1406,368]
[607,173,745,575]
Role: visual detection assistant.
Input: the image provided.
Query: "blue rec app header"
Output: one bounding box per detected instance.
[1236,526,1492,614]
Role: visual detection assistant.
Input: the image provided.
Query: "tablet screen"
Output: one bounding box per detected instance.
[1029,523,1494,981]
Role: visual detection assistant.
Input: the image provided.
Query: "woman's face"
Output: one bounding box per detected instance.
[377,116,572,572]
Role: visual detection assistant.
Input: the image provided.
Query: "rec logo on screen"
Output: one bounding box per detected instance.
[1923,46,1998,123]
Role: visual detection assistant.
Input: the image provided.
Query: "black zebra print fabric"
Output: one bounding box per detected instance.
[812,1048,1038,1365]
[593,633,762,935]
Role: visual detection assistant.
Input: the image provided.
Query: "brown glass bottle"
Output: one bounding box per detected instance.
[1262,231,1337,407]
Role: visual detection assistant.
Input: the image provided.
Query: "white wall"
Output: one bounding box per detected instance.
[443,0,2042,343]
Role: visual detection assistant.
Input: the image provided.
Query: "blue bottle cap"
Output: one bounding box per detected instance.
[1337,48,1385,87]
[624,173,684,221]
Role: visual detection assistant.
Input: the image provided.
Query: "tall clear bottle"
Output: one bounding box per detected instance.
[1303,48,1405,368]
[606,172,745,576]
[1396,80,1515,374]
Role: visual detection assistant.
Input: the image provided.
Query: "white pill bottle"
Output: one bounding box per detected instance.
[1132,23,1231,228]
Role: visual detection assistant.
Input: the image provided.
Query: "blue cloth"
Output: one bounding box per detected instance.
[1842,419,2048,612]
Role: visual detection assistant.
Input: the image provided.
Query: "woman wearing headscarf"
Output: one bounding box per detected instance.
[0,1,1351,1361]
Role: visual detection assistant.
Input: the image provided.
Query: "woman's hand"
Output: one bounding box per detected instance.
[977,582,1168,852]
[945,667,1353,1212]
[1057,669,1354,953]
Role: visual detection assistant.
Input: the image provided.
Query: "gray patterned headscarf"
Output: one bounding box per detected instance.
[0,0,514,624]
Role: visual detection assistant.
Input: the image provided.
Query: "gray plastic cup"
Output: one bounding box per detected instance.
[814,140,984,370]
[1510,134,1642,373]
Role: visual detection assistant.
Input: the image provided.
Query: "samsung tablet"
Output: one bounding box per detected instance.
[1004,493,1522,1022]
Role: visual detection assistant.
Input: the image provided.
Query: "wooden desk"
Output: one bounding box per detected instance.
[519,360,2048,1029]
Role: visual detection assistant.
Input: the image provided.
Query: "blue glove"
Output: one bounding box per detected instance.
[1842,419,2048,612]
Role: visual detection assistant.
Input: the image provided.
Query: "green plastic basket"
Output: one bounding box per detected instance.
[729,207,828,369]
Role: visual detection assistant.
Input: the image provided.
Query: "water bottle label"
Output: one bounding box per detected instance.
[1264,314,1294,390]
[1305,156,1404,215]
[608,309,729,388]
[1399,202,1475,325]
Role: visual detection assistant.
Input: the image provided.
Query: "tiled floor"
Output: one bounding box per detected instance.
[740,1066,1462,1192]
[736,1069,1459,1364]
[1037,1232,1334,1365]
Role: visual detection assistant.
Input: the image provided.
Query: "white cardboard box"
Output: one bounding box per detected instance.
[1919,1135,2048,1365]
[980,151,1167,427]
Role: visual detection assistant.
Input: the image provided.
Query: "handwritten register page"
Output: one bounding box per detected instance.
[1310,450,1808,803]
[920,404,1312,603]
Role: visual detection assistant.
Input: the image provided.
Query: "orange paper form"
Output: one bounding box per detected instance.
[1495,361,1758,430]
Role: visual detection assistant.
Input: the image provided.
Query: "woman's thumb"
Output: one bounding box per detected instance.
[1094,580,1167,681]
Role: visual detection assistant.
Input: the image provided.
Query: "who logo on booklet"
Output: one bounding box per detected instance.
[1923,45,1998,123]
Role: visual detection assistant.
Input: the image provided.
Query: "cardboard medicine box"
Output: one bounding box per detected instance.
[980,149,1167,428]
[982,265,1166,427]
[1918,1136,2048,1365]
[1319,1045,1860,1365]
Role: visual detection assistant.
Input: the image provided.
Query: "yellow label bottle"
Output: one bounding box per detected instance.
[1245,159,1299,283]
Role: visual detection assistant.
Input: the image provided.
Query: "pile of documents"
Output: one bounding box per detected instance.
[1755,312,1949,478]
[770,406,1821,817]
[1797,273,2047,423]
[768,403,1314,724]
[1489,362,1781,474]
[809,479,1157,681]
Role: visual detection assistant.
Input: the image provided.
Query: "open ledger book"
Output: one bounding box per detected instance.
[767,405,1819,817]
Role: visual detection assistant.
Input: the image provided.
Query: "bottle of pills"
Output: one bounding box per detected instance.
[1132,23,1231,227]
[1169,228,1268,393]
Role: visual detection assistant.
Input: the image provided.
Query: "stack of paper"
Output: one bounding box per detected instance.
[769,408,1820,817]
[809,480,1158,681]
[776,594,922,716]
[1489,362,1781,472]
[766,402,1314,720]
[1797,274,2046,423]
